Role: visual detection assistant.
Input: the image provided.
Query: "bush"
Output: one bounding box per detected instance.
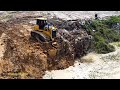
[82,16,120,54]
[104,16,120,27]
[95,41,115,54]
[93,35,115,54]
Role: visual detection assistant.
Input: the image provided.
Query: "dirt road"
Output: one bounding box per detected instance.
[1,11,120,22]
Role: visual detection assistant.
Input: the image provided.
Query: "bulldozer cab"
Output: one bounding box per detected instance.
[34,17,57,40]
[36,18,47,29]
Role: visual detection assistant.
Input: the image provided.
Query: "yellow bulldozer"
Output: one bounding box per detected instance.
[31,17,59,57]
[31,17,57,42]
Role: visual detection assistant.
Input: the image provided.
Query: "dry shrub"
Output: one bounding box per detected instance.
[80,53,98,63]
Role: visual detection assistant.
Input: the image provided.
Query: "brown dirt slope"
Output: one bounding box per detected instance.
[0,16,74,79]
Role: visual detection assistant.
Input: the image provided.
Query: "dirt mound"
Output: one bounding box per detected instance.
[0,16,92,79]
[56,19,92,59]
[0,19,74,78]
[0,21,47,78]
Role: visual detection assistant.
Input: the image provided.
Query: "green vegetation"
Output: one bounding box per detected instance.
[104,16,120,27]
[83,15,120,54]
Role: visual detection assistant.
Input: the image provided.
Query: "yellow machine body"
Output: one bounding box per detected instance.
[33,17,57,41]
[31,17,58,57]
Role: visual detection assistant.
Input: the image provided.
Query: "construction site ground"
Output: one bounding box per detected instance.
[0,16,76,79]
[1,11,120,79]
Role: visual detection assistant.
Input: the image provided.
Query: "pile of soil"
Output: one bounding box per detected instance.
[0,17,74,78]
[0,16,92,79]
